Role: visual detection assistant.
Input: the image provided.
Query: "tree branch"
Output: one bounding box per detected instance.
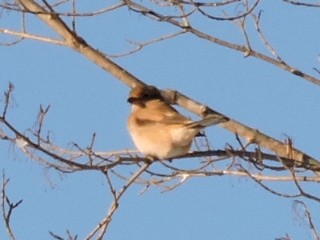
[0,28,66,45]
[17,0,145,88]
[1,174,22,240]
[125,0,320,86]
[161,89,320,174]
[85,163,151,240]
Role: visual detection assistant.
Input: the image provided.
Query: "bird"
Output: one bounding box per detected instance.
[127,85,227,160]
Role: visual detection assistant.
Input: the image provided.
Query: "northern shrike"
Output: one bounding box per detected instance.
[127,85,226,160]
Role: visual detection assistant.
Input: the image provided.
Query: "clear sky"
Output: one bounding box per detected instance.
[0,1,320,239]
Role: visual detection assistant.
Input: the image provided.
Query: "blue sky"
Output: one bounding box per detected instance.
[1,1,320,239]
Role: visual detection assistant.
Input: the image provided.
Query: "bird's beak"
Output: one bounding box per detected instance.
[127,97,136,103]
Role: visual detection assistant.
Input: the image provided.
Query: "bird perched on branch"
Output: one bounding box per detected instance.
[127,85,227,160]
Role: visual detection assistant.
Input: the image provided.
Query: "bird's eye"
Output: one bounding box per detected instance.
[140,87,160,100]
[142,92,151,99]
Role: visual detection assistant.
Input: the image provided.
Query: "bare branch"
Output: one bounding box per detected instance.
[161,88,320,174]
[239,167,301,198]
[16,0,144,88]
[49,229,78,240]
[195,0,260,21]
[108,31,186,58]
[1,1,320,238]
[292,170,320,203]
[1,174,23,240]
[283,0,320,7]
[1,1,126,16]
[2,82,15,118]
[275,233,293,240]
[252,11,284,62]
[85,163,151,240]
[125,0,320,86]
[49,231,64,240]
[71,0,76,32]
[0,29,66,45]
[0,114,104,172]
[293,201,320,240]
[35,105,50,145]
[5,1,319,175]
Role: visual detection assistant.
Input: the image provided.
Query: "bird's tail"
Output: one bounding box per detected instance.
[187,114,229,128]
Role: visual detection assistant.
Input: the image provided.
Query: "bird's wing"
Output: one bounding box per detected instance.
[135,100,191,126]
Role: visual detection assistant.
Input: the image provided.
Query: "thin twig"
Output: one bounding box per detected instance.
[1,174,23,240]
[1,2,126,16]
[85,163,151,240]
[283,0,320,8]
[293,200,320,240]
[252,11,283,62]
[292,170,320,203]
[0,29,66,45]
[108,30,186,58]
[126,0,320,86]
[36,105,50,145]
[2,82,14,118]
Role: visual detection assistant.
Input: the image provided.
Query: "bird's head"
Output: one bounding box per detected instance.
[127,85,162,104]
